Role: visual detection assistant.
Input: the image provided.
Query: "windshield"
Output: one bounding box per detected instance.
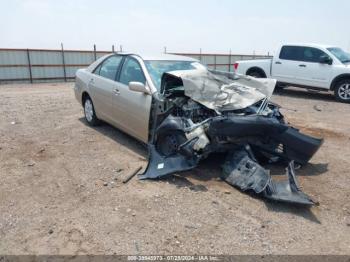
[327,47,350,63]
[144,60,206,90]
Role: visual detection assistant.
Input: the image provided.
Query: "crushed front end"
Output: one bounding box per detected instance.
[140,69,323,206]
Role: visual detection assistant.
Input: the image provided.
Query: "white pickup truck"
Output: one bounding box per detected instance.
[234,43,350,102]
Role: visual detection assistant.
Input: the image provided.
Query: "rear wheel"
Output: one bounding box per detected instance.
[84,97,100,126]
[246,68,267,79]
[247,70,263,78]
[334,79,350,103]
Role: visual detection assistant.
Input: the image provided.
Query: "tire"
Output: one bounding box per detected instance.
[334,79,350,103]
[83,97,100,126]
[155,131,187,157]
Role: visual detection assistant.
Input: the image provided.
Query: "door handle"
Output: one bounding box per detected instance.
[275,61,282,64]
[299,64,307,67]
[89,78,94,83]
[113,88,120,95]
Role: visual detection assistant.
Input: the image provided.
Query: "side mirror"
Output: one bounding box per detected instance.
[128,81,150,94]
[319,55,333,65]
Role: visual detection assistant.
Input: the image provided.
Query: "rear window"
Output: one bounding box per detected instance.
[279,46,304,61]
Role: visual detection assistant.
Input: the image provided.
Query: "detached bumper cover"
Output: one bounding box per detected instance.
[222,148,315,205]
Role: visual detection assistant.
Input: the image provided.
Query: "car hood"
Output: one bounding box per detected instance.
[162,69,277,112]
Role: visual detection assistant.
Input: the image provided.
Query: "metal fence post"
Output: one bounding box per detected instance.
[228,49,232,72]
[61,43,67,82]
[214,54,217,70]
[93,44,97,61]
[26,49,33,84]
[199,48,202,63]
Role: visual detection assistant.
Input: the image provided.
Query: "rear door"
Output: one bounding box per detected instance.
[272,46,304,83]
[293,47,332,89]
[88,55,123,121]
[113,56,152,142]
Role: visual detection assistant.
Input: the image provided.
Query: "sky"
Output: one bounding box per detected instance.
[1,0,349,55]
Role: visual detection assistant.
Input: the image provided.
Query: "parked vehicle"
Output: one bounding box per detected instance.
[234,43,350,102]
[74,53,323,205]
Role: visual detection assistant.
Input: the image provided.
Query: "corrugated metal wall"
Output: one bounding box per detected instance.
[171,53,268,72]
[0,48,109,84]
[0,48,270,84]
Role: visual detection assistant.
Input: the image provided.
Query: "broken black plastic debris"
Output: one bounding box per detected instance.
[222,147,315,206]
[138,144,199,179]
[263,161,315,206]
[222,147,270,194]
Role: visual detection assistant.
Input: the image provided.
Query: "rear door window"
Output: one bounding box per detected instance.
[94,55,123,81]
[279,46,303,61]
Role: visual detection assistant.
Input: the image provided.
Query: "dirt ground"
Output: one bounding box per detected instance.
[0,83,349,255]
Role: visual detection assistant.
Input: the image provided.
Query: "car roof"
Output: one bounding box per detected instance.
[116,52,198,62]
[283,43,337,49]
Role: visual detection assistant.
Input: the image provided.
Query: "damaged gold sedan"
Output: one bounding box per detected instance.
[74,53,323,205]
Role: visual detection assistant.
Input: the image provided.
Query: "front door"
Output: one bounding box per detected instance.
[293,47,332,89]
[113,56,152,143]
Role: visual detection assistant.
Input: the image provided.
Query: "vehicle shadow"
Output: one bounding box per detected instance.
[263,200,321,224]
[274,87,335,102]
[78,118,148,158]
[162,175,209,192]
[267,162,329,177]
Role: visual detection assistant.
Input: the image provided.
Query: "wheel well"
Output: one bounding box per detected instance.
[330,74,350,91]
[246,67,267,78]
[82,92,90,105]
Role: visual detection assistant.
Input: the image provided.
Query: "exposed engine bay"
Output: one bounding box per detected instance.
[139,69,323,206]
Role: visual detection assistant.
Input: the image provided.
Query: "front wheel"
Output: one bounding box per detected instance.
[84,97,100,126]
[334,80,350,103]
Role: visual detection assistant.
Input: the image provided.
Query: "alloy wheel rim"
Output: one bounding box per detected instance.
[338,83,350,100]
[84,100,94,122]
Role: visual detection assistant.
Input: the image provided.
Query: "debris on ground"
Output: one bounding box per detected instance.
[37,148,46,154]
[122,166,143,184]
[313,105,322,111]
[26,161,36,167]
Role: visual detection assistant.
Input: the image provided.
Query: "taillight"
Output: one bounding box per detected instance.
[233,63,239,71]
